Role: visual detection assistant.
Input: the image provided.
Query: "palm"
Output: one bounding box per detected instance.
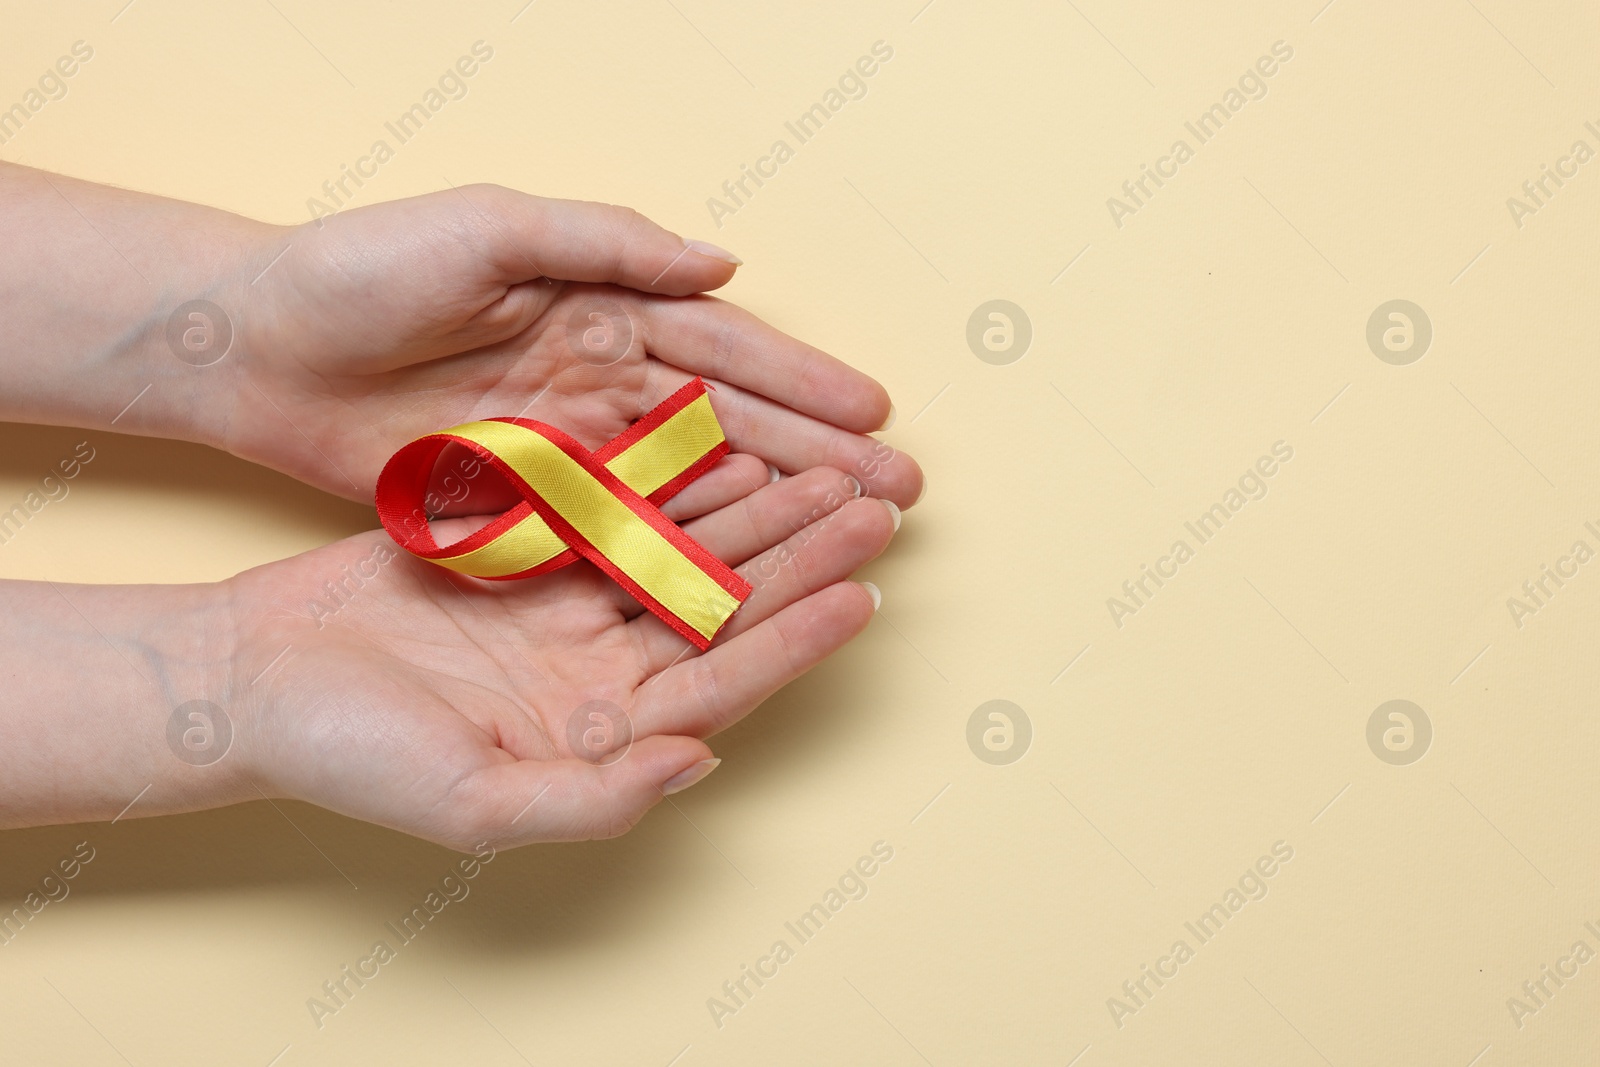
[247,277,662,509]
[232,532,657,844]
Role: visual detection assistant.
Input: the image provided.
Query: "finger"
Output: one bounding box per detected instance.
[634,581,879,738]
[679,465,865,571]
[659,453,770,522]
[639,294,892,433]
[646,368,923,506]
[457,184,741,296]
[631,495,898,674]
[446,735,717,847]
[615,466,864,624]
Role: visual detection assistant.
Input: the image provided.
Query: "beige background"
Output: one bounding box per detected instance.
[2,0,1598,1063]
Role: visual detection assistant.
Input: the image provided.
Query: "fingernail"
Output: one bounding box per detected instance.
[860,581,882,611]
[766,462,781,484]
[684,238,742,266]
[882,500,901,531]
[914,476,926,506]
[878,404,897,431]
[662,757,721,796]
[844,475,862,498]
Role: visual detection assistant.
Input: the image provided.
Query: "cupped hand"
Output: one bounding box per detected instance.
[227,186,922,512]
[226,461,897,849]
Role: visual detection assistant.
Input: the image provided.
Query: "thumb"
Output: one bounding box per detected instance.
[454,184,742,296]
[451,735,720,848]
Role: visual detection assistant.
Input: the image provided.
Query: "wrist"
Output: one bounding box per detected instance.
[0,577,256,828]
[0,163,287,452]
[144,577,262,813]
[97,216,292,457]
[102,578,261,818]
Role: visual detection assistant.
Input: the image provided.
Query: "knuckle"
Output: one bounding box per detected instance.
[612,210,657,276]
[808,467,853,516]
[740,492,766,546]
[599,804,645,840]
[786,534,816,588]
[709,318,739,375]
[772,623,801,674]
[690,655,725,729]
[609,204,654,241]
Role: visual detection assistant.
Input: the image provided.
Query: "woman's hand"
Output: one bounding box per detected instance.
[0,463,895,843]
[0,166,921,515]
[226,186,923,511]
[225,464,895,848]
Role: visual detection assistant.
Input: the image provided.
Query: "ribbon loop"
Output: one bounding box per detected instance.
[376,379,750,648]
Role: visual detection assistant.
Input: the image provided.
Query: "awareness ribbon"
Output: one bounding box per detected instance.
[375,378,751,649]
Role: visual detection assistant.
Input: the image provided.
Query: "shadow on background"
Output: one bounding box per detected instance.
[0,421,375,554]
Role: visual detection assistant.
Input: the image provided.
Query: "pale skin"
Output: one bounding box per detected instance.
[0,163,922,849]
